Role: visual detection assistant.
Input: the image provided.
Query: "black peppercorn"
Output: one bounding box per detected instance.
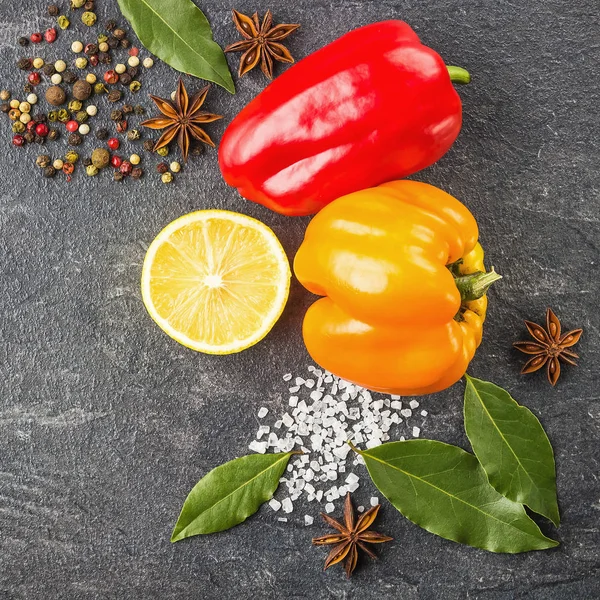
[68,132,82,146]
[98,52,111,64]
[18,36,29,47]
[84,0,94,9]
[143,140,155,152]
[119,73,132,85]
[43,64,56,77]
[106,19,117,31]
[121,104,133,114]
[1,103,10,113]
[17,58,33,71]
[83,157,92,167]
[43,166,57,178]
[107,90,122,103]
[48,4,59,16]
[24,132,35,143]
[34,135,46,145]
[84,43,98,56]
[63,71,78,84]
[33,114,47,123]
[96,128,109,140]
[131,167,143,180]
[127,66,139,79]
[134,105,146,116]
[110,109,123,122]
[157,162,169,174]
[190,145,204,157]
[48,128,59,141]
[113,28,126,40]
[114,171,124,181]
[36,154,51,168]
[23,83,33,94]
[120,39,130,49]
[107,37,119,50]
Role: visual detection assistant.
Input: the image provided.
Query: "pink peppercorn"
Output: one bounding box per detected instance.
[30,32,43,44]
[26,121,37,132]
[110,155,123,168]
[119,160,132,175]
[27,72,41,86]
[107,137,120,151]
[35,123,49,137]
[89,55,99,67]
[103,70,119,84]
[66,120,79,132]
[44,28,57,43]
[12,134,25,146]
[128,47,139,57]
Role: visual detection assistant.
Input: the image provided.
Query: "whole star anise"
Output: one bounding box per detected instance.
[225,9,300,79]
[312,493,393,578]
[141,79,222,162]
[514,308,583,386]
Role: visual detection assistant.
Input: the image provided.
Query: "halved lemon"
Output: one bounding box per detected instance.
[141,210,291,354]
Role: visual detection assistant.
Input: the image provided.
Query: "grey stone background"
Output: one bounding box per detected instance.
[0,0,598,598]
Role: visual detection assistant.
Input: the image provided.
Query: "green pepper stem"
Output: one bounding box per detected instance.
[455,268,502,302]
[447,65,471,85]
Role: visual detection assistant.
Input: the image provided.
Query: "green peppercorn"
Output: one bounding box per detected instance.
[97,33,108,43]
[57,109,70,123]
[81,11,97,26]
[65,150,79,163]
[44,166,57,178]
[75,110,88,123]
[126,129,141,141]
[129,81,141,93]
[91,147,110,169]
[68,99,83,112]
[157,146,169,157]
[75,57,88,69]
[86,165,98,179]
[57,15,70,30]
[36,154,51,168]
[94,82,107,95]
[71,0,85,7]
[12,122,26,133]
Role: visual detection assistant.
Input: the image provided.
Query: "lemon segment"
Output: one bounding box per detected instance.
[141,210,291,354]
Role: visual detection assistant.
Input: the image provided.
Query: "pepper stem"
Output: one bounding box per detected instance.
[455,268,502,303]
[347,440,360,454]
[447,65,471,85]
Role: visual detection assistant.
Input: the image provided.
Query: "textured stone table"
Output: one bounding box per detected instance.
[1,0,598,598]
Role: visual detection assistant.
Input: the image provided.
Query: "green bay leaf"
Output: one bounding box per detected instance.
[360,440,558,553]
[117,0,235,93]
[464,375,560,526]
[171,452,292,541]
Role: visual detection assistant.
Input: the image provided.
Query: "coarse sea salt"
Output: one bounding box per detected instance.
[249,366,430,520]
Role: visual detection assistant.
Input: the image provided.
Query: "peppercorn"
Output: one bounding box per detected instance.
[28,72,41,86]
[36,154,51,168]
[113,28,127,40]
[44,166,57,178]
[86,164,98,176]
[62,162,75,175]
[19,114,31,125]
[157,146,169,157]
[66,121,79,133]
[89,55,99,67]
[33,114,47,124]
[81,11,97,26]
[53,159,64,170]
[8,109,21,121]
[127,66,139,79]
[161,172,173,184]
[116,120,128,133]
[75,57,88,69]
[129,81,141,93]
[68,132,82,146]
[83,157,92,167]
[68,100,83,112]
[43,64,56,77]
[65,151,79,163]
[32,58,44,69]
[44,28,57,43]
[92,83,106,96]
[73,80,92,101]
[34,135,46,145]
[110,155,122,168]
[119,73,132,86]
[98,42,109,53]
[48,4,59,16]
[95,128,109,141]
[120,39,131,49]
[130,154,141,165]
[84,43,98,56]
[19,101,31,114]
[107,90,122,103]
[91,147,110,169]
[64,71,78,84]
[1,103,10,113]
[23,83,34,94]
[86,105,97,117]
[114,171,124,181]
[18,57,33,71]
[12,122,26,133]
[23,132,35,143]
[30,33,43,44]
[156,162,169,174]
[57,15,70,30]
[104,70,119,84]
[120,160,133,175]
[115,63,126,74]
[127,129,141,141]
[48,128,59,141]
[110,110,123,122]
[106,19,117,30]
[134,105,146,116]
[18,36,29,47]
[190,145,204,157]
[107,37,119,50]
[84,0,94,10]
[71,0,85,7]
[57,109,70,123]
[98,52,111,65]
[0,90,10,101]
[98,33,108,43]
[131,167,143,180]
[75,110,88,123]
[107,137,120,151]
[35,123,49,137]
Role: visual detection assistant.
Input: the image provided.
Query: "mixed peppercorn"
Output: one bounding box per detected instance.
[1,1,199,183]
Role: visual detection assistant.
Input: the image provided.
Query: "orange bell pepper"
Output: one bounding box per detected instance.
[293,180,501,396]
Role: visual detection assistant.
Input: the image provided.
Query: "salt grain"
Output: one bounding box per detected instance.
[258,407,269,418]
[325,502,335,513]
[269,499,281,511]
[304,515,314,525]
[370,497,379,506]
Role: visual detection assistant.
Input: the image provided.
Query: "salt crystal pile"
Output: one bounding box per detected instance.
[248,366,429,521]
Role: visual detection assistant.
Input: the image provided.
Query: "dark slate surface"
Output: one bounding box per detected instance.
[1,0,598,598]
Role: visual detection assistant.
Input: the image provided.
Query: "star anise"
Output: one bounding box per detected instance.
[140,79,222,162]
[225,9,300,79]
[514,308,583,386]
[312,493,393,578]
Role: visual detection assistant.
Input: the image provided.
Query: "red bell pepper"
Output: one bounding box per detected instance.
[219,20,470,216]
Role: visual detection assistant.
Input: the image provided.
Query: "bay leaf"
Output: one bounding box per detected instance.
[464,375,560,526]
[117,0,235,93]
[359,440,558,553]
[171,452,292,541]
